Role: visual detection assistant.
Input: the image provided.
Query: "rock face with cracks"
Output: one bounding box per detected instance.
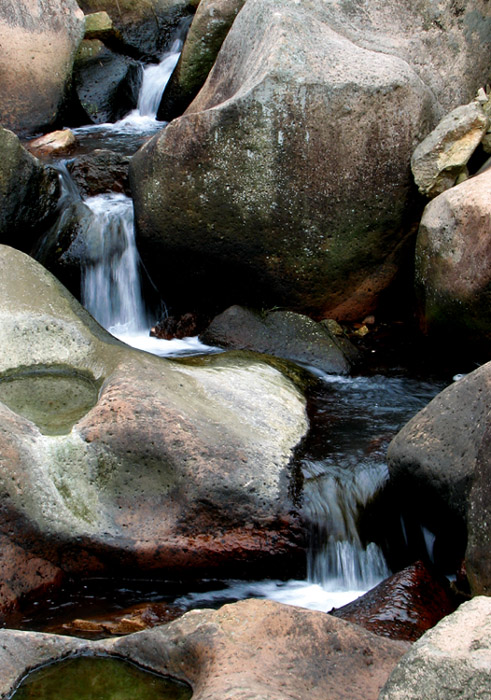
[0,0,85,135]
[131,0,491,320]
[0,244,308,612]
[0,600,410,700]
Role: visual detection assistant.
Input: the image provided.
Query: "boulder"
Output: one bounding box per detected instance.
[379,597,491,699]
[26,129,77,158]
[158,0,246,121]
[200,305,357,374]
[73,46,142,123]
[415,167,491,349]
[0,600,410,700]
[465,413,491,595]
[411,101,489,198]
[66,149,131,197]
[331,561,456,642]
[386,362,491,571]
[76,0,197,58]
[0,245,308,598]
[0,0,84,135]
[131,0,491,320]
[0,127,60,251]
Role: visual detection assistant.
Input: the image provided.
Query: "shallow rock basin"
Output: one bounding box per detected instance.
[10,656,192,700]
[0,367,100,435]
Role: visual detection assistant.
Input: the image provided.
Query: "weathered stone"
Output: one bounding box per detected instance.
[331,561,456,642]
[158,0,246,121]
[200,305,357,374]
[76,0,196,58]
[411,101,489,198]
[26,129,77,158]
[73,46,142,123]
[84,11,114,38]
[415,167,491,347]
[0,0,85,135]
[387,362,491,570]
[379,597,491,699]
[0,127,60,251]
[66,149,130,197]
[131,0,491,320]
[0,245,308,585]
[465,413,491,596]
[0,600,410,700]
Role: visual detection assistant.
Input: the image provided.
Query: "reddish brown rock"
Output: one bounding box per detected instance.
[26,129,77,158]
[331,561,456,642]
[66,150,130,197]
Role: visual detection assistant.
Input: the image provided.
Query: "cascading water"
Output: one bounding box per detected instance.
[82,193,149,335]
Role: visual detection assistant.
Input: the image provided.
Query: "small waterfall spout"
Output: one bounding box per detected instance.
[136,39,182,118]
[82,193,150,335]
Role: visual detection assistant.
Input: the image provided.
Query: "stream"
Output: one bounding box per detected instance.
[19,31,449,633]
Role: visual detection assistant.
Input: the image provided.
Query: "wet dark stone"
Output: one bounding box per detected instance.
[67,149,130,197]
[151,312,204,340]
[331,561,456,642]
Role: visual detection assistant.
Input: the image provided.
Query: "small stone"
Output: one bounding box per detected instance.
[26,129,77,157]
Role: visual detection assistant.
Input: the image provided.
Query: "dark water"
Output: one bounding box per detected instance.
[11,657,192,700]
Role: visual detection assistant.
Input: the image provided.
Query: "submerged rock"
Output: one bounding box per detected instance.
[0,245,308,610]
[0,127,60,251]
[387,362,491,573]
[379,597,491,699]
[331,561,456,642]
[200,305,357,374]
[411,100,489,198]
[0,600,410,700]
[131,0,491,320]
[0,0,85,135]
[415,167,491,350]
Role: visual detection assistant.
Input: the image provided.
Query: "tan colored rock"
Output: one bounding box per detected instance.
[84,10,114,38]
[380,597,491,699]
[26,129,77,158]
[0,0,85,134]
[415,167,491,345]
[0,600,410,699]
[411,101,489,198]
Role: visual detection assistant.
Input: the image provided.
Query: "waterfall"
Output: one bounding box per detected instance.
[136,39,182,118]
[81,193,149,335]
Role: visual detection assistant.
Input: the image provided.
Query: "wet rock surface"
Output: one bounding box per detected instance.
[0,245,308,611]
[331,561,456,642]
[66,150,131,197]
[379,597,491,699]
[0,600,410,700]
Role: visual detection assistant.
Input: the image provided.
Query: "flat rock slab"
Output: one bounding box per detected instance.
[0,599,410,700]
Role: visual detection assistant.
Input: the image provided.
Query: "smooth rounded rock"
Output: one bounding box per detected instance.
[0,0,85,134]
[379,597,491,699]
[0,600,410,700]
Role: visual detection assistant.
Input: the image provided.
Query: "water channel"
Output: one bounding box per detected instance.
[15,29,451,633]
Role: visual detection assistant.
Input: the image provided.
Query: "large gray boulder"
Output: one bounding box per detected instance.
[0,600,409,700]
[0,244,308,613]
[387,362,491,570]
[415,167,491,348]
[0,0,85,134]
[0,127,60,251]
[131,0,491,320]
[379,597,491,700]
